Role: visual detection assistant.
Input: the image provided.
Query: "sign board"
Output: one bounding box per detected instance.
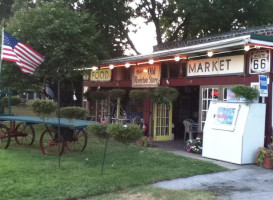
[212,103,240,131]
[83,71,90,81]
[259,75,268,97]
[249,50,270,74]
[187,55,244,77]
[90,69,111,82]
[132,64,161,88]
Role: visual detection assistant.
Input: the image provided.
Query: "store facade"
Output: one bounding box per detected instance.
[83,25,273,145]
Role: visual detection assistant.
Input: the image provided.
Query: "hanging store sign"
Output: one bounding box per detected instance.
[90,69,111,82]
[83,71,90,81]
[132,64,161,88]
[187,55,244,77]
[249,50,270,74]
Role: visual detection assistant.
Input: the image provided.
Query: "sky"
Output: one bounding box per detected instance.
[126,19,157,55]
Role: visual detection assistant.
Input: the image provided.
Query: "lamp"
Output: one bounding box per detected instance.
[174,56,180,62]
[109,64,115,69]
[149,59,154,64]
[244,45,250,51]
[91,66,98,71]
[207,51,213,57]
[125,63,130,68]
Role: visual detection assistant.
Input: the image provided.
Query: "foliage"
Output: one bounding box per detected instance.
[256,147,273,166]
[106,123,143,144]
[1,96,21,107]
[26,99,57,119]
[88,123,109,139]
[185,138,202,154]
[129,90,149,104]
[58,106,88,120]
[151,87,179,105]
[109,89,126,100]
[136,136,154,147]
[230,85,259,104]
[84,90,108,102]
[2,1,101,90]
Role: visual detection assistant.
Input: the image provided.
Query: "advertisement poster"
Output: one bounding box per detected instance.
[213,104,240,131]
[132,64,161,88]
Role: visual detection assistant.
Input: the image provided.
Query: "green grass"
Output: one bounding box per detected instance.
[0,106,225,199]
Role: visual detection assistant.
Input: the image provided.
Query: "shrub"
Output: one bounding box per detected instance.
[106,123,143,144]
[59,106,88,120]
[27,99,57,119]
[136,136,154,147]
[129,90,149,104]
[151,87,179,105]
[109,89,126,100]
[230,85,259,104]
[88,123,109,139]
[1,96,21,107]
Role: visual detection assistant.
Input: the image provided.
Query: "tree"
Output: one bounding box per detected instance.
[0,0,14,24]
[135,0,273,44]
[1,2,101,96]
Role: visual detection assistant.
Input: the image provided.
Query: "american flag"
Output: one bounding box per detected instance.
[1,30,44,74]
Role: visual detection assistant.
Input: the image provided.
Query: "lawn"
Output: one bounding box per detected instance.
[0,106,225,199]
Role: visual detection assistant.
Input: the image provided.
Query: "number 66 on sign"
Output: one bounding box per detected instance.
[249,50,270,74]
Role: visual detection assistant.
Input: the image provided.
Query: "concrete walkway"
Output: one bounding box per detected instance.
[154,140,273,200]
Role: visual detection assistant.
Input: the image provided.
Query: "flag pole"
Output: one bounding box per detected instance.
[0,27,4,82]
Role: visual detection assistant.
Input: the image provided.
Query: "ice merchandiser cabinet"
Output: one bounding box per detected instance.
[202,101,266,164]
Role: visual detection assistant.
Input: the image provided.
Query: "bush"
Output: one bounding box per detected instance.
[88,123,109,139]
[59,106,88,120]
[1,96,21,107]
[106,123,143,144]
[230,85,259,104]
[109,89,126,100]
[151,87,179,105]
[27,99,57,119]
[136,136,154,147]
[185,138,202,154]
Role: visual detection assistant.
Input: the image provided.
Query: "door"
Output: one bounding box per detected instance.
[153,103,173,141]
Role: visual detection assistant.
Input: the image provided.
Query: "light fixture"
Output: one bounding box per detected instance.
[166,79,169,84]
[148,59,154,64]
[244,45,250,51]
[207,51,213,57]
[174,56,180,62]
[109,64,115,69]
[91,66,98,71]
[143,69,148,73]
[125,63,130,68]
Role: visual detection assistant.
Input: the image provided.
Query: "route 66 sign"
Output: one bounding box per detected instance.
[249,50,270,74]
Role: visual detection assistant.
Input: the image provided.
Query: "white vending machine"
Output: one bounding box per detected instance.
[202,101,266,164]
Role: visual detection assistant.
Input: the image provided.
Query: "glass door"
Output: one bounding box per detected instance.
[153,103,173,141]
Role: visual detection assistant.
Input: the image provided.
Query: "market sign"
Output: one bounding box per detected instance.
[83,71,90,81]
[90,69,111,82]
[187,55,244,77]
[132,64,161,88]
[249,50,270,74]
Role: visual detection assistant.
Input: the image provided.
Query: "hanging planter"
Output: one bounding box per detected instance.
[84,90,108,102]
[230,85,259,104]
[108,89,125,100]
[129,89,149,104]
[151,87,179,105]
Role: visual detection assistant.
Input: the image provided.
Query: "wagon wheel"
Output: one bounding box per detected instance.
[0,124,10,149]
[65,129,88,152]
[15,123,35,146]
[40,129,64,155]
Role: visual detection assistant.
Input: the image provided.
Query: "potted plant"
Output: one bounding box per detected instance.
[136,136,154,147]
[185,138,202,154]
[151,87,179,105]
[230,85,259,104]
[256,147,273,169]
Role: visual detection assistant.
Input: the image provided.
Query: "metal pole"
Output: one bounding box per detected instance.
[0,28,5,113]
[58,79,61,167]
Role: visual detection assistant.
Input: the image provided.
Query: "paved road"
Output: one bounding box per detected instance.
[153,166,273,200]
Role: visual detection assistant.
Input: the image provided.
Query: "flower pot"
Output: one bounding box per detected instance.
[263,155,273,169]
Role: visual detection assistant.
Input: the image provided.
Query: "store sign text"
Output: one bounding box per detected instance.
[90,69,111,82]
[187,55,244,77]
[132,64,161,88]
